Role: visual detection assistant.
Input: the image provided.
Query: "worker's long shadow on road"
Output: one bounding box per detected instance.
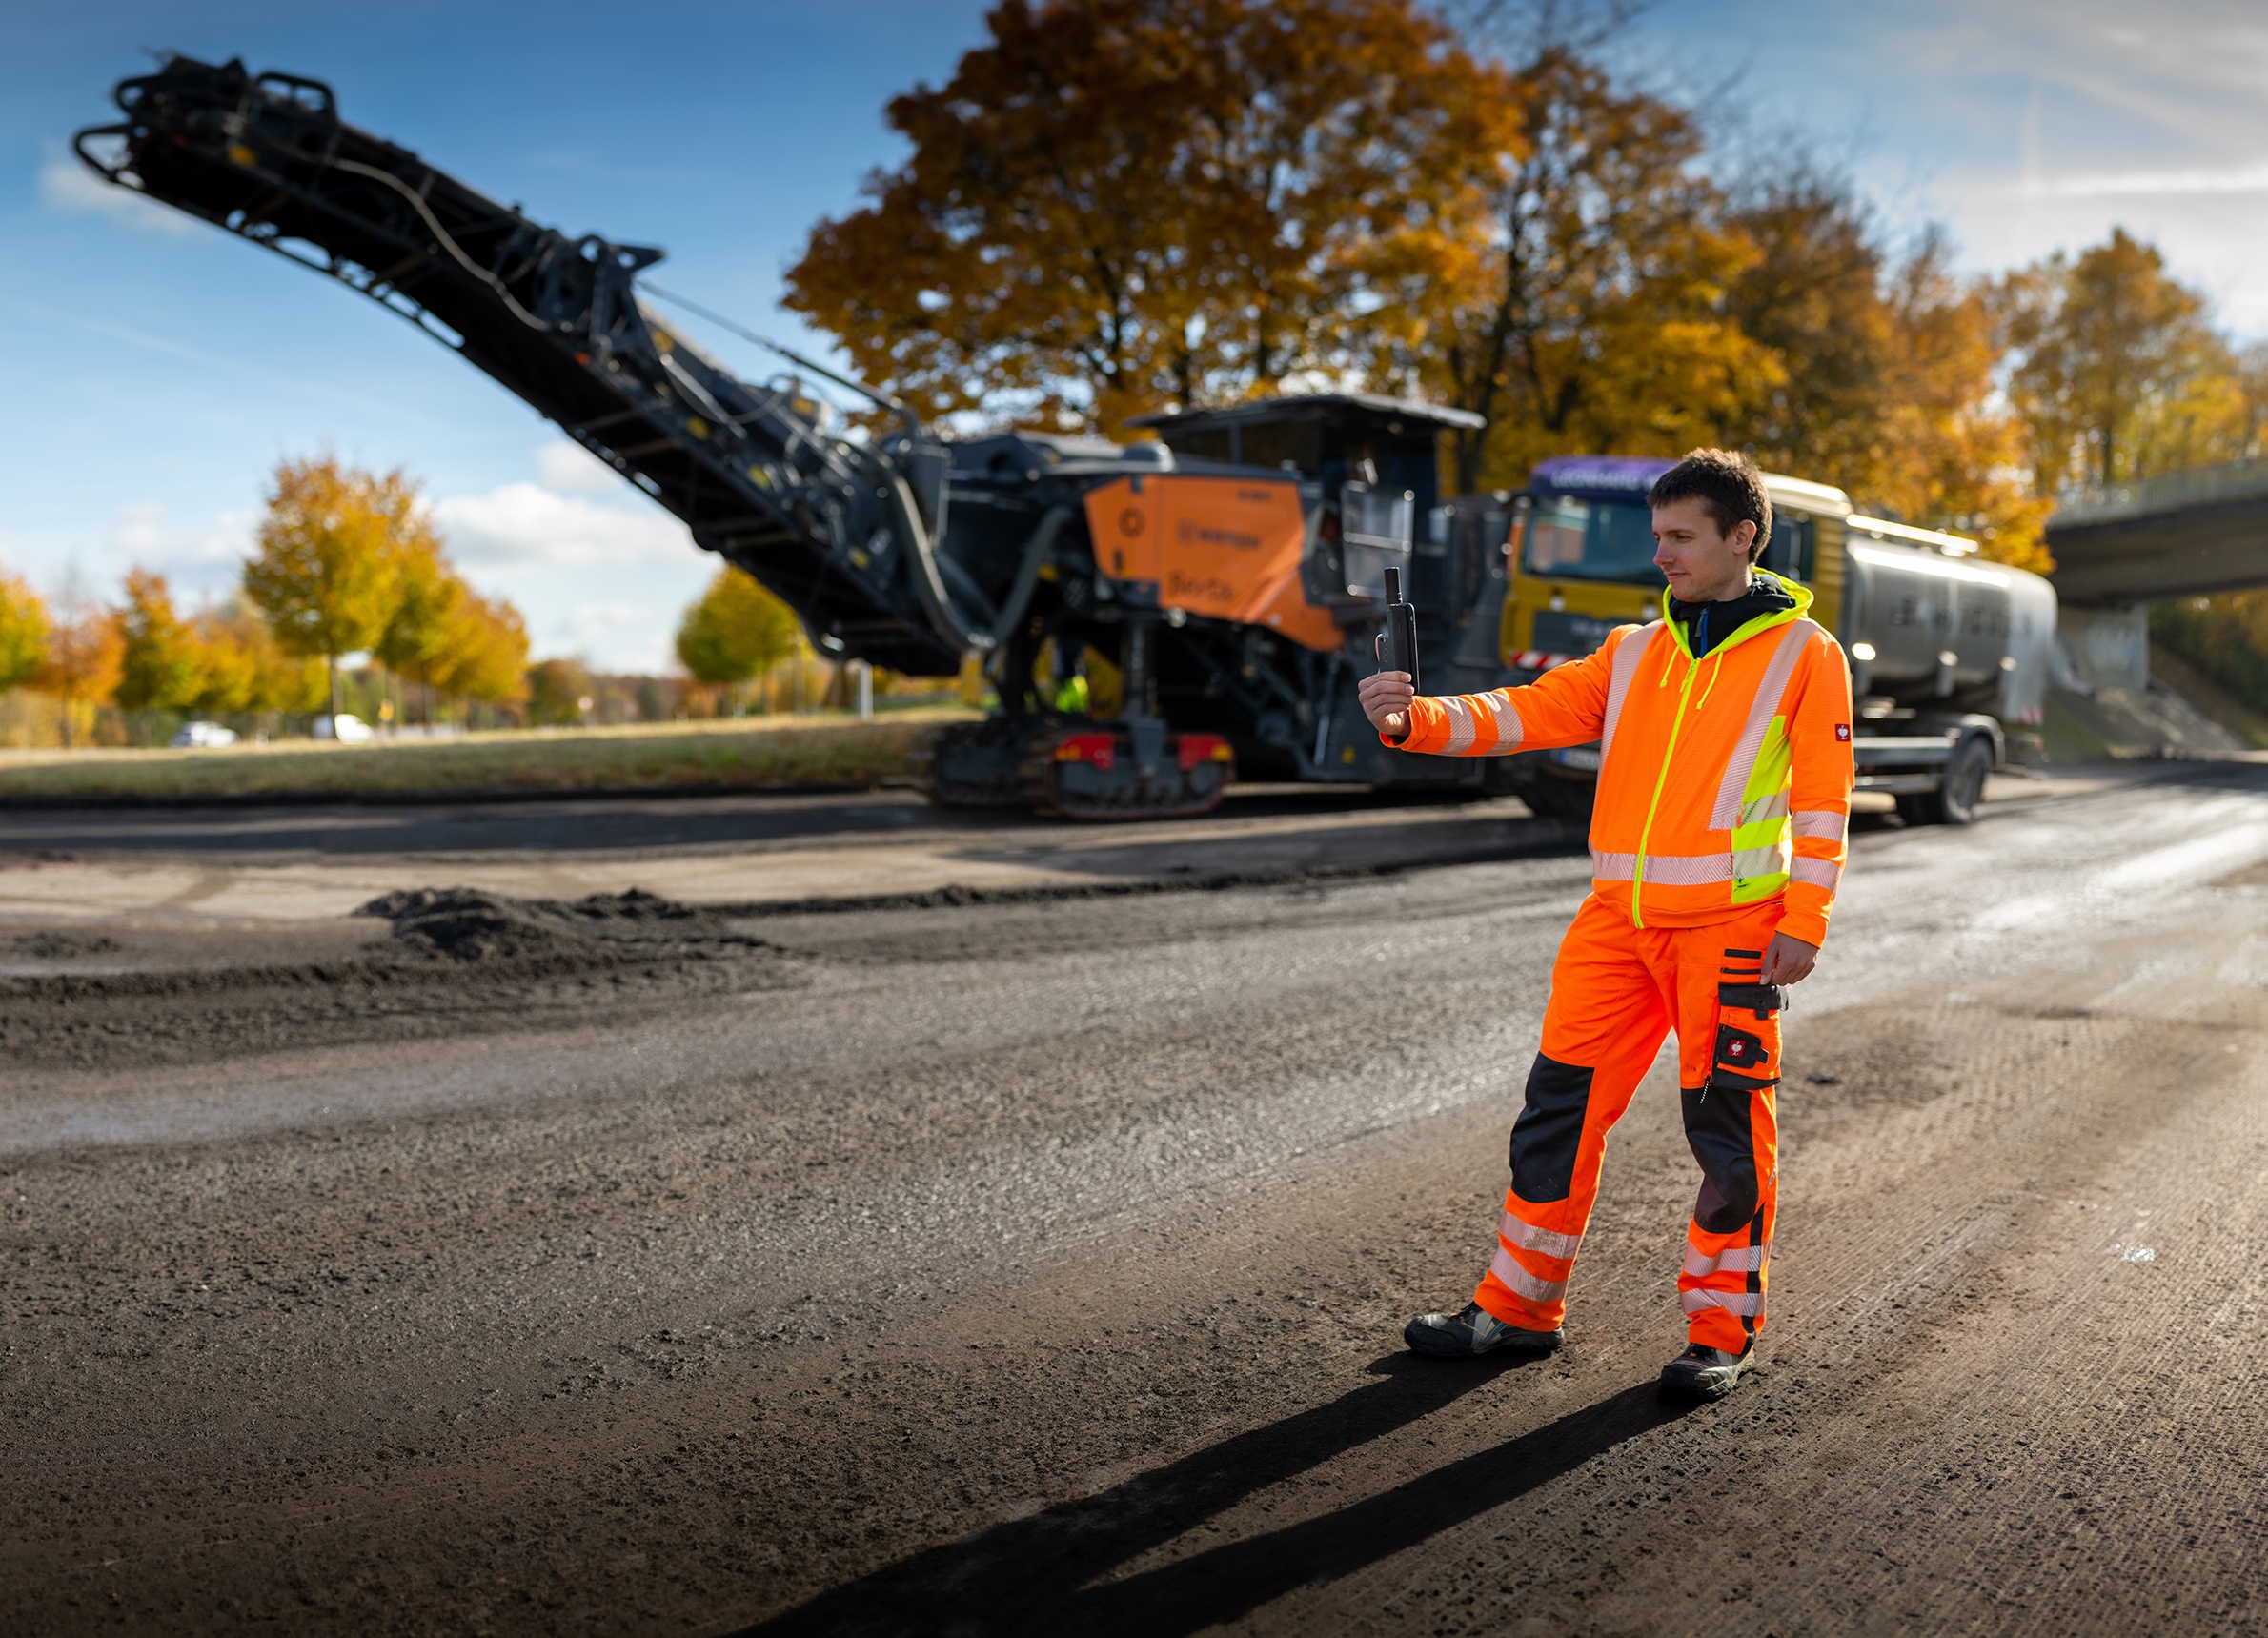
[736,1361,1683,1638]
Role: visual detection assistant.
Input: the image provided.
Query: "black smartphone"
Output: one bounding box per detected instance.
[1382,566,1419,692]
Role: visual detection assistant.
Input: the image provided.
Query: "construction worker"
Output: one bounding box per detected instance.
[1357,448,1853,1402]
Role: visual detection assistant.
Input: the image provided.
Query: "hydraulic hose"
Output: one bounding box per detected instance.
[882,461,995,655]
[989,506,1073,648]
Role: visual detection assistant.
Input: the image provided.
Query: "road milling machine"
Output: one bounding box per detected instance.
[76,55,1524,819]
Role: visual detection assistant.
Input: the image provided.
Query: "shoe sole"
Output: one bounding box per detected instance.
[1404,1322,1562,1360]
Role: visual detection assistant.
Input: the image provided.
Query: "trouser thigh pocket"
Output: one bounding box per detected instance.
[1685,976,1782,1235]
[1713,979,1785,1083]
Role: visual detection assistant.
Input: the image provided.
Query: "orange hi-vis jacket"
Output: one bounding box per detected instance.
[1390,572,1855,947]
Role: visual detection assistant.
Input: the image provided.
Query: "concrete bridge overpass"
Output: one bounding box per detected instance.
[2043,458,2268,698]
[2048,458,2268,605]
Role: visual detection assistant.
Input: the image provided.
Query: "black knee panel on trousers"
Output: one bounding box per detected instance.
[1682,1079,1760,1234]
[1509,1054,1594,1202]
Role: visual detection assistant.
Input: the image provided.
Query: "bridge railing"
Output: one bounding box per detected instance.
[2055,455,2268,527]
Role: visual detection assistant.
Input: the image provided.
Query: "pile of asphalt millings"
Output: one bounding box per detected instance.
[355,885,743,962]
[0,888,796,1071]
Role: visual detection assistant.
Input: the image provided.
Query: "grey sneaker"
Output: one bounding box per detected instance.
[1404,1303,1563,1359]
[1659,1342,1754,1402]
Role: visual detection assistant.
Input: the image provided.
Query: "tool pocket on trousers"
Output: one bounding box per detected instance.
[1716,981,1787,1020]
[1509,1054,1594,1203]
[1714,1021,1772,1081]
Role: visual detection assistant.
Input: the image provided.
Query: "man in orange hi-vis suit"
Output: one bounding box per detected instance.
[1359,448,1854,1402]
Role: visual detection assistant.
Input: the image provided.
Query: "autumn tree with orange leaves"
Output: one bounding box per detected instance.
[787,0,1511,435]
[1414,47,1772,493]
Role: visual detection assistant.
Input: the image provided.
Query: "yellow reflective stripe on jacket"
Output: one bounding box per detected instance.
[1729,712,1796,903]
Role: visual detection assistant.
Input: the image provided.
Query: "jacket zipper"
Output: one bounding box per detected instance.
[1630,643,1701,929]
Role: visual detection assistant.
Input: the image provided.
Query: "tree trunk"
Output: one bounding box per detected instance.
[327,656,341,734]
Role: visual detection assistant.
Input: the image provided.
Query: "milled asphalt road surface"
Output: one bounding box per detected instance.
[3,766,2265,1634]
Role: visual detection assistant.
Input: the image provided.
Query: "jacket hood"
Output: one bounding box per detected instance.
[1658,569,1811,660]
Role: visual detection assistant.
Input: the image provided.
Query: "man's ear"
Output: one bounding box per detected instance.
[1731,519,1757,556]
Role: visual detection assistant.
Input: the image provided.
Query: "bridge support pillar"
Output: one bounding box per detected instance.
[2054,604,2149,694]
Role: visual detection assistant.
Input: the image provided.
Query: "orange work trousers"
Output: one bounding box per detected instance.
[1474,894,1784,1353]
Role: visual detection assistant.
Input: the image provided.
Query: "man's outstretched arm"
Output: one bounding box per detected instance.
[1356,630,1628,754]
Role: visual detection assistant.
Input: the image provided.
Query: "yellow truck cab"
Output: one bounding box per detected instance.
[1490,455,2055,826]
[1501,455,1848,666]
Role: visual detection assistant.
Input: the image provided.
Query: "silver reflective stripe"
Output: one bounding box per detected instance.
[1479,689,1524,755]
[1442,696,1477,755]
[1683,1243,1769,1278]
[1593,851,1735,884]
[1791,808,1847,842]
[1642,853,1735,885]
[1598,623,1661,763]
[1488,1244,1569,1304]
[1501,1211,1583,1261]
[1732,841,1791,879]
[1745,791,1790,826]
[1791,857,1842,890]
[1680,1287,1765,1317]
[1711,622,1817,828]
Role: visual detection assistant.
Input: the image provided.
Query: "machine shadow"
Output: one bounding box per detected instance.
[737,1369,1680,1637]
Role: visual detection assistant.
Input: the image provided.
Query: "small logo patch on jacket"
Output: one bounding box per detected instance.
[1834,723,1852,741]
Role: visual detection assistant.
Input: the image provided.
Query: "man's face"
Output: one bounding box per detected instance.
[1651,497,1755,602]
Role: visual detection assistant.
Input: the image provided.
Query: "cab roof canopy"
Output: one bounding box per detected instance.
[1130,393,1484,516]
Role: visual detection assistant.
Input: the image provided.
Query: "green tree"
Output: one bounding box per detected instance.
[786,0,1505,433]
[243,456,419,721]
[2001,228,2244,494]
[2154,592,2268,723]
[525,657,594,727]
[0,571,50,694]
[676,568,801,710]
[114,570,208,737]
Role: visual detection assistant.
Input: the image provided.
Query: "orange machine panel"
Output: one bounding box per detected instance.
[1083,475,1340,652]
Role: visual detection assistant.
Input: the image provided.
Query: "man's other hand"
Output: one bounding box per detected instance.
[1761,931,1819,985]
[1359,670,1415,741]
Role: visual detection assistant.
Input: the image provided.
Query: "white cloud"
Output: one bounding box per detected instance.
[534,438,623,495]
[37,152,200,236]
[556,600,682,674]
[102,502,259,599]
[2020,160,2268,200]
[430,482,695,568]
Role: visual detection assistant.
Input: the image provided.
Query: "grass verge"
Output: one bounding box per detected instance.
[0,709,980,803]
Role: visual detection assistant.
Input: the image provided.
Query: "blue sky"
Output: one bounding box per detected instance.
[10,0,2268,671]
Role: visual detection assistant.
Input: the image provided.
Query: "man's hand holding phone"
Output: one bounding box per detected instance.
[1358,664,1415,744]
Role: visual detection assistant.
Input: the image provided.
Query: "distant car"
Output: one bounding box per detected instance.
[314,714,375,743]
[171,721,239,748]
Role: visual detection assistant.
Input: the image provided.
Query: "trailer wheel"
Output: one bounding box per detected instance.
[1901,734,1994,827]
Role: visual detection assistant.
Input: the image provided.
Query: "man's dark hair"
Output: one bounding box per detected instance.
[1648,449,1772,564]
